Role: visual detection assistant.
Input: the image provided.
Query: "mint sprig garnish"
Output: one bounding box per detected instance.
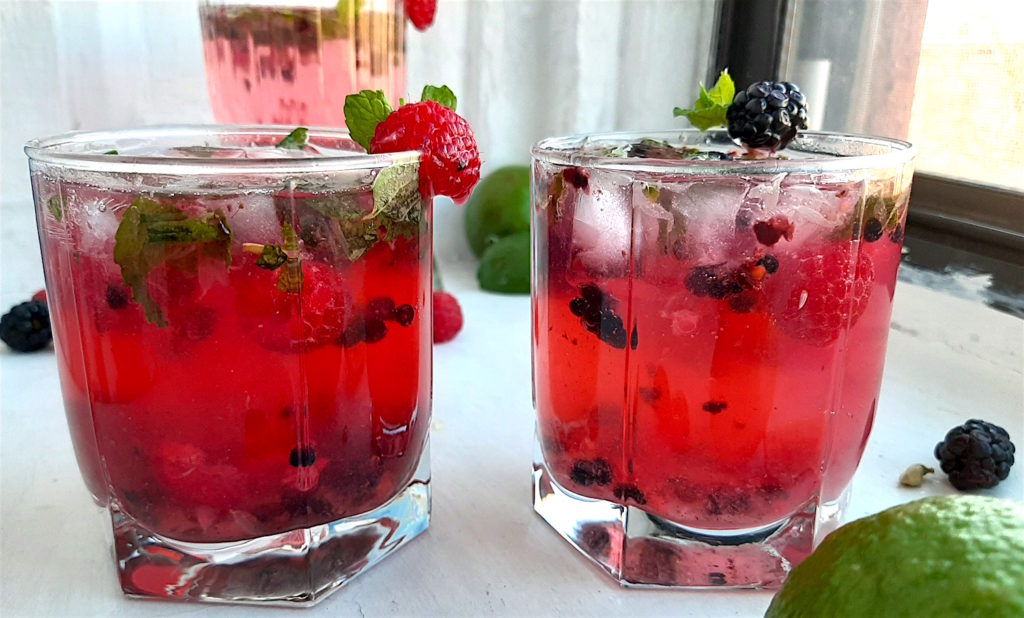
[420,85,457,111]
[674,69,735,131]
[344,90,393,151]
[277,127,308,150]
[113,197,232,326]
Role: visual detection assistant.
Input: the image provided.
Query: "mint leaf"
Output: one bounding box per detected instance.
[255,244,287,270]
[303,165,424,262]
[420,84,457,111]
[674,69,735,131]
[277,127,308,150]
[276,223,303,293]
[113,197,232,326]
[344,90,393,151]
[705,69,735,106]
[47,196,63,221]
[370,161,421,221]
[104,149,118,155]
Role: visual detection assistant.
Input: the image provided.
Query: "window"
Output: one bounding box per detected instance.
[716,0,1024,247]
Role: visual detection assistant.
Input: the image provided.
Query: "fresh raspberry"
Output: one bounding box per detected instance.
[370,101,481,204]
[773,244,874,345]
[432,290,463,343]
[31,289,47,303]
[405,0,436,31]
[235,259,349,352]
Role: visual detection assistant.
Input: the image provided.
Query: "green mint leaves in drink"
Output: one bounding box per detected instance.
[674,69,735,130]
[344,90,393,151]
[113,197,232,327]
[420,84,457,111]
[277,127,309,150]
[47,196,63,221]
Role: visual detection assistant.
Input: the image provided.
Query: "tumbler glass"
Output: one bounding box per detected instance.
[531,129,915,587]
[26,126,431,604]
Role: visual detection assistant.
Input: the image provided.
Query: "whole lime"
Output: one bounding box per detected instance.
[464,165,531,257]
[766,495,1024,618]
[477,231,530,294]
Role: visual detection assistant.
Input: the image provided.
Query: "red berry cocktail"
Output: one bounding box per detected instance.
[531,129,915,588]
[27,126,431,605]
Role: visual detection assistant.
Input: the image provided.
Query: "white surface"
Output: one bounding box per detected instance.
[1,191,1022,616]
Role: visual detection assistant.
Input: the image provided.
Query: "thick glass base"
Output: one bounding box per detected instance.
[112,463,430,606]
[532,458,821,589]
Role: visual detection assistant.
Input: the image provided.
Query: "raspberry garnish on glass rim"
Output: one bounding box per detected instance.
[345,84,479,343]
[344,84,481,204]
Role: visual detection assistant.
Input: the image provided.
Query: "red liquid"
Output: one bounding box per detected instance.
[37,181,430,543]
[533,167,905,530]
[199,3,407,125]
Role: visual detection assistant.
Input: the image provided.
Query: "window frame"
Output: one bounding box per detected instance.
[711,0,1024,254]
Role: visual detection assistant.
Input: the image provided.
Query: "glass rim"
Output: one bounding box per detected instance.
[24,125,420,175]
[531,129,916,175]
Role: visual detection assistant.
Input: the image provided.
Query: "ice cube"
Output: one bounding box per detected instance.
[75,197,121,257]
[668,178,750,264]
[569,171,633,277]
[745,173,786,212]
[226,193,283,245]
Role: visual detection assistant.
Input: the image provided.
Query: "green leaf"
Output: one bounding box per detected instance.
[104,149,119,155]
[47,196,63,221]
[256,244,287,270]
[277,127,308,150]
[113,197,232,326]
[674,69,735,131]
[304,163,424,262]
[705,69,735,106]
[370,161,421,221]
[344,90,393,152]
[276,223,303,293]
[420,84,457,111]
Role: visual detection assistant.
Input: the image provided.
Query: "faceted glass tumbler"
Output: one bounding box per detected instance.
[26,126,431,605]
[530,130,915,588]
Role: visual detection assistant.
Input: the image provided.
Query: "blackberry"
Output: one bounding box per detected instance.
[364,317,388,344]
[613,483,647,505]
[935,419,1015,490]
[105,285,130,309]
[0,300,52,352]
[863,218,884,242]
[727,81,808,150]
[395,304,415,327]
[289,446,317,468]
[685,265,743,300]
[702,400,728,414]
[570,458,613,486]
[367,297,396,321]
[758,254,780,274]
[569,284,630,350]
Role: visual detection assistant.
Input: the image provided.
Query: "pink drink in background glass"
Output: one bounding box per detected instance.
[200,1,406,125]
[531,130,915,588]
